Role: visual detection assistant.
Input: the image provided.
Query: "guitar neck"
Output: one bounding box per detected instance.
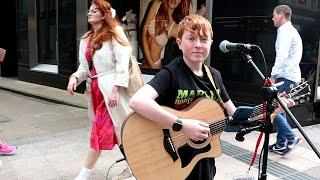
[250,100,278,118]
[249,81,310,118]
[209,117,229,134]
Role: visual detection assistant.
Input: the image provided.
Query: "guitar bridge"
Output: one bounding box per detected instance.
[162,129,179,162]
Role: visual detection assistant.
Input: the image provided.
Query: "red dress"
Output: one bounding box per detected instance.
[85,38,118,151]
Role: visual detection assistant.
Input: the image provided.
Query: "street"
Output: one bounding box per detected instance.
[0,81,319,180]
[0,89,127,180]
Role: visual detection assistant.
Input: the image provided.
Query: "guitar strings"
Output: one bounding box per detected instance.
[250,82,307,118]
[165,83,309,153]
[170,119,227,145]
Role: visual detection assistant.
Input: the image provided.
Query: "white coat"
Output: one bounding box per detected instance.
[72,33,132,143]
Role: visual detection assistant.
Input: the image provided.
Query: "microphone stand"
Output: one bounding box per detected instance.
[238,53,320,180]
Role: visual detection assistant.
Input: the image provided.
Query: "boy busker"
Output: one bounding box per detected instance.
[129,14,295,179]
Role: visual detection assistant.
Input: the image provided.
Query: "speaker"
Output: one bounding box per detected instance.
[288,103,319,127]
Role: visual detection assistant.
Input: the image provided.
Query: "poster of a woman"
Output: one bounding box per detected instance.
[139,0,193,69]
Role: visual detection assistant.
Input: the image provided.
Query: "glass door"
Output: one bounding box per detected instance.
[37,0,58,65]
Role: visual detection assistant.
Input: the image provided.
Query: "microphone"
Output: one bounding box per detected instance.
[235,125,263,142]
[219,40,258,53]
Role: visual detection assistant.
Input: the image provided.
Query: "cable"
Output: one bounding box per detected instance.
[105,161,117,180]
[258,145,264,178]
[105,158,126,180]
[116,158,126,163]
[257,46,268,78]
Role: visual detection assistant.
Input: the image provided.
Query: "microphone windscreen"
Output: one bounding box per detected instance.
[219,40,229,53]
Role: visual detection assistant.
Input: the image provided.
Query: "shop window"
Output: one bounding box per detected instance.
[36,0,58,65]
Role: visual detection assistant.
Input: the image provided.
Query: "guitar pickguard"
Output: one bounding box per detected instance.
[177,143,211,168]
[162,129,211,168]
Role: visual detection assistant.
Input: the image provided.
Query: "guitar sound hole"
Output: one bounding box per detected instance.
[190,138,207,144]
[186,134,212,149]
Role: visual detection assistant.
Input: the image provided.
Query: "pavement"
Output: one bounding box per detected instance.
[0,77,319,180]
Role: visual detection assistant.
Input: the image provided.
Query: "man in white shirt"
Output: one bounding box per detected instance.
[269,5,302,155]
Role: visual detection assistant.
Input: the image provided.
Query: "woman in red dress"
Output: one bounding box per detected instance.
[67,0,132,179]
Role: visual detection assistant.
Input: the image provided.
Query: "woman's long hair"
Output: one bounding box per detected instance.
[155,0,192,35]
[83,0,129,55]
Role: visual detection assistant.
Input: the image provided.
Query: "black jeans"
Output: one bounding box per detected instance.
[186,158,216,180]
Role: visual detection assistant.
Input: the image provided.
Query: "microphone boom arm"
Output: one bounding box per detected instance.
[242,53,265,80]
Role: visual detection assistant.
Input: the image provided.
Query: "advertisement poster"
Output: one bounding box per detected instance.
[139,0,194,70]
[115,0,208,72]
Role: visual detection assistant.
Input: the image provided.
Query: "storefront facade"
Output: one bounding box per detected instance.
[211,0,320,125]
[2,0,320,124]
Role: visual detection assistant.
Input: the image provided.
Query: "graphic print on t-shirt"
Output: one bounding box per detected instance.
[174,89,221,110]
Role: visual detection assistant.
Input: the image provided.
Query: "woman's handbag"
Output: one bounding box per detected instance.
[109,41,144,97]
[126,55,144,97]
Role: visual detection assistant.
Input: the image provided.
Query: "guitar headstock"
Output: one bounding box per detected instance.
[288,80,311,104]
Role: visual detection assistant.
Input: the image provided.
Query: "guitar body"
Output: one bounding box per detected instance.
[121,99,226,179]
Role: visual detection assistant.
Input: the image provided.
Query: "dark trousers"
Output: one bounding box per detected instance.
[186,158,216,180]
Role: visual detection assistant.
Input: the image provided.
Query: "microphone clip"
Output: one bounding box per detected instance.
[235,122,265,142]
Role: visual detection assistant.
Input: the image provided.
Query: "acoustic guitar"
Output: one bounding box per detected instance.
[121,81,310,179]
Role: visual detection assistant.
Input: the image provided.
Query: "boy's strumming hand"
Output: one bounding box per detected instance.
[181,119,210,141]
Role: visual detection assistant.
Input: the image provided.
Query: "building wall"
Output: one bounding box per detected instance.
[211,0,320,124]
[212,0,320,103]
[12,0,320,122]
[16,0,76,89]
[1,1,18,77]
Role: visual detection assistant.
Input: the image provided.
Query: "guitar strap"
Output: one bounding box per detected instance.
[204,65,228,116]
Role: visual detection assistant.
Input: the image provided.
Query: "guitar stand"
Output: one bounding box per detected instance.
[236,52,320,180]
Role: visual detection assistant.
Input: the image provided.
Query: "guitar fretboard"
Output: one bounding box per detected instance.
[209,118,228,134]
[250,81,310,118]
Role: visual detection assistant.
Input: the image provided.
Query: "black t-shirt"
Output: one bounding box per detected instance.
[148,56,230,179]
[148,56,230,110]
